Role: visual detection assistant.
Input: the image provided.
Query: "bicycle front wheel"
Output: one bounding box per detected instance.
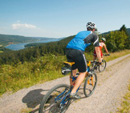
[98,60,106,72]
[39,84,70,113]
[83,72,97,97]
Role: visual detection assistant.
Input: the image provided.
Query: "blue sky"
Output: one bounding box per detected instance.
[0,0,130,38]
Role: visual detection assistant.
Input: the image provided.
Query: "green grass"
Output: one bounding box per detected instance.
[0,50,3,53]
[103,50,130,62]
[0,50,130,96]
[0,54,66,95]
[117,82,130,113]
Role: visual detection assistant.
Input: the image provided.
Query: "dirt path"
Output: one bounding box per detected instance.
[0,54,130,113]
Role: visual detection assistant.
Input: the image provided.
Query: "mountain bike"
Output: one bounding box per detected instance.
[39,61,97,113]
[91,54,110,72]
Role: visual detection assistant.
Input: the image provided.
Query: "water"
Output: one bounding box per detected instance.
[6,43,27,50]
[5,38,61,51]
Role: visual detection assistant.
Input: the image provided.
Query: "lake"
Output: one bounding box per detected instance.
[5,39,61,50]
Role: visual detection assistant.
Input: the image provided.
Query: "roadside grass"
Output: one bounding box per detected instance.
[0,51,3,53]
[117,81,130,113]
[0,49,130,96]
[103,50,130,62]
[0,55,66,96]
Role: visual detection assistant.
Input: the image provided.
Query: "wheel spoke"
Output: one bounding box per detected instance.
[39,84,71,113]
[43,102,58,112]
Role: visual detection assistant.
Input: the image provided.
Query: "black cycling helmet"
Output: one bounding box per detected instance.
[86,22,96,30]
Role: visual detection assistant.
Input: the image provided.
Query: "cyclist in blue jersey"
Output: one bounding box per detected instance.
[66,22,102,99]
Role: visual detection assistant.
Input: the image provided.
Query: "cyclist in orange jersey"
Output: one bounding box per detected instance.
[93,37,110,61]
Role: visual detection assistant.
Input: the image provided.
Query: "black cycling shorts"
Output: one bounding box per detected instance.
[66,49,87,72]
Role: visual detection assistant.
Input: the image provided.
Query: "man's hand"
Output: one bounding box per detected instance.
[104,53,110,56]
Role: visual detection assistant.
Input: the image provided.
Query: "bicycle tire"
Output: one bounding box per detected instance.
[98,60,106,72]
[39,84,71,113]
[83,72,97,97]
[90,61,98,72]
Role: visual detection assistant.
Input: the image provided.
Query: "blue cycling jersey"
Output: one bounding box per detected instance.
[66,31,92,51]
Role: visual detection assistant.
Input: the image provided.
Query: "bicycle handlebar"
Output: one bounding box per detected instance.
[103,53,110,56]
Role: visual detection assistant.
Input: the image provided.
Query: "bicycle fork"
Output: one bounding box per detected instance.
[87,75,94,86]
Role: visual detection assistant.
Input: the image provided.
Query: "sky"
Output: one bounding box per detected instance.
[0,0,130,38]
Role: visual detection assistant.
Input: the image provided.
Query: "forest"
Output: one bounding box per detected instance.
[0,25,129,65]
[0,25,130,95]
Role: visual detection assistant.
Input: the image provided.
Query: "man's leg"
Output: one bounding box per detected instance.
[70,69,77,85]
[101,51,103,61]
[93,50,97,61]
[71,72,86,94]
[101,57,103,61]
[93,55,97,61]
[69,50,87,99]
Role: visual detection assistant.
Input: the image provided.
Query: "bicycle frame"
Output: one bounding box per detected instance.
[55,61,92,106]
[39,61,97,113]
[55,88,71,105]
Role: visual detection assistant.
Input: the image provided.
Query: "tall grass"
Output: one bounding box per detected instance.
[0,50,130,96]
[0,54,66,95]
[0,51,3,53]
[117,82,130,113]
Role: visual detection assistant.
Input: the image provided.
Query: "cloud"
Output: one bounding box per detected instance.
[12,23,37,29]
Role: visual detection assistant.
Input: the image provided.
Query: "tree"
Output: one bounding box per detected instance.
[119,25,128,36]
[119,25,130,49]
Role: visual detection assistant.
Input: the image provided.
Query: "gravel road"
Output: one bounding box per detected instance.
[0,54,130,113]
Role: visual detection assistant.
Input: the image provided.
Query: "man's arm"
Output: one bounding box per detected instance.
[103,44,109,54]
[84,33,96,44]
[84,33,102,63]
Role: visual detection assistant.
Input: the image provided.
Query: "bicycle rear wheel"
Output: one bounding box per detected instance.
[98,60,106,72]
[39,84,71,113]
[83,73,97,97]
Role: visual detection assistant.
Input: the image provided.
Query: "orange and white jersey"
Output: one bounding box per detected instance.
[99,42,104,50]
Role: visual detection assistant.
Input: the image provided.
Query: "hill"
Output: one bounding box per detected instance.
[0,34,58,46]
[101,28,130,37]
[0,26,129,65]
[1,27,129,48]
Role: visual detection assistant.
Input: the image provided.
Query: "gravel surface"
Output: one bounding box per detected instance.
[0,54,130,113]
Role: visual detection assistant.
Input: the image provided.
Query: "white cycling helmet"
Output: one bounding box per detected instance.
[86,22,96,29]
[101,37,106,42]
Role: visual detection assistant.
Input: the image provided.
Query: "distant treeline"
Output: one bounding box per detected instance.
[0,34,38,46]
[0,34,58,46]
[103,25,130,51]
[0,35,74,65]
[0,25,129,65]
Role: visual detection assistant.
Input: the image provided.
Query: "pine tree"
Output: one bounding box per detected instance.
[119,25,128,36]
[119,25,130,49]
